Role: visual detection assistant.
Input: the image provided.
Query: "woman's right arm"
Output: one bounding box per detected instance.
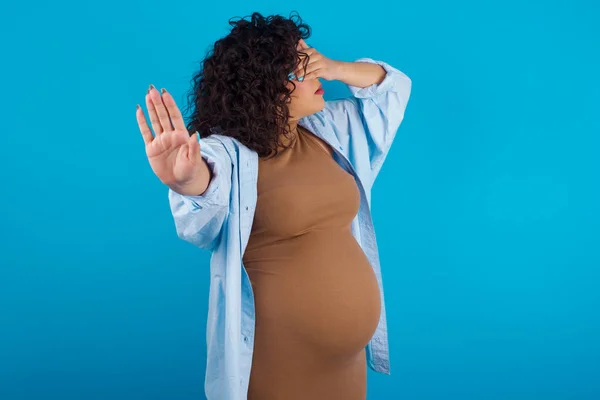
[168,136,232,251]
[136,85,232,252]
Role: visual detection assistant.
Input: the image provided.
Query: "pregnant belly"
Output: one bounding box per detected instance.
[243,229,381,357]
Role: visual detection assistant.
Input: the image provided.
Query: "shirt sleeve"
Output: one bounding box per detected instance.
[168,136,232,251]
[320,57,412,182]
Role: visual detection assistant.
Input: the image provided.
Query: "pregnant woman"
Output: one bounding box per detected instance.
[135,11,411,400]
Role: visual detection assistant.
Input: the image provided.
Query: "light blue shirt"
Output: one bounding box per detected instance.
[168,57,412,400]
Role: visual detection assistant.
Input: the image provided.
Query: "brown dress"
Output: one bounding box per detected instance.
[241,126,382,400]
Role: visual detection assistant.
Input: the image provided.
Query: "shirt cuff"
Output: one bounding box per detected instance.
[347,58,398,99]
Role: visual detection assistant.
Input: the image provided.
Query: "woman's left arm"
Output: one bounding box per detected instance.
[324,58,412,182]
[293,40,412,182]
[333,59,387,88]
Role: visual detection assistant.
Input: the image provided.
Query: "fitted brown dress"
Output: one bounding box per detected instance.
[241,126,382,400]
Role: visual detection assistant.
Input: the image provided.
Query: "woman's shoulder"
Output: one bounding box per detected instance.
[204,133,258,167]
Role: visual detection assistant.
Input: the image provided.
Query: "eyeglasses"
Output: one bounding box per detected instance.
[287,72,304,82]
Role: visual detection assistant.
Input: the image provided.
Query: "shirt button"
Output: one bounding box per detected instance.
[245,206,249,210]
[243,336,249,343]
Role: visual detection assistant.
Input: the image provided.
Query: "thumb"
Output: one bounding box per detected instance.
[187,131,201,163]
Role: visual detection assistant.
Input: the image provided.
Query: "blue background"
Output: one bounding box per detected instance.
[1,0,599,399]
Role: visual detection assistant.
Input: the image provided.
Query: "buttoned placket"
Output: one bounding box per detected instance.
[239,148,257,353]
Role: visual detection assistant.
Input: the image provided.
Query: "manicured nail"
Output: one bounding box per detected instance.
[161,88,167,94]
[149,84,156,91]
[136,104,141,110]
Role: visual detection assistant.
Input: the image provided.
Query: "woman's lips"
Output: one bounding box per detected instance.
[315,86,324,95]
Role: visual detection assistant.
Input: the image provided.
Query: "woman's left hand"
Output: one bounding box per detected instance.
[291,39,342,82]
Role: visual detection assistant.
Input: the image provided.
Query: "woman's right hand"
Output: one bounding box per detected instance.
[136,85,207,193]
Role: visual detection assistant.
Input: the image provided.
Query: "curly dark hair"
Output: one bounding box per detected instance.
[183,11,312,159]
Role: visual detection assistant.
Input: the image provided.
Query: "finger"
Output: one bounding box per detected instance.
[294,61,309,80]
[145,93,164,136]
[304,59,322,75]
[136,104,154,145]
[160,89,187,132]
[295,50,318,77]
[302,61,324,80]
[297,47,316,59]
[296,58,321,80]
[295,47,314,69]
[303,69,321,81]
[298,38,309,50]
[149,86,174,133]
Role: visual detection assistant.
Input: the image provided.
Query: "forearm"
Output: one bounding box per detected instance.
[333,60,386,88]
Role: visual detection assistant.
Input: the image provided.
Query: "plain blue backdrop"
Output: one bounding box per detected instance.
[1,0,598,399]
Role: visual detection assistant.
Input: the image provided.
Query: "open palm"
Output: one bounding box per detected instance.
[135,86,203,187]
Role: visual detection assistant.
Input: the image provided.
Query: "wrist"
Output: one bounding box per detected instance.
[170,163,212,197]
[332,60,348,81]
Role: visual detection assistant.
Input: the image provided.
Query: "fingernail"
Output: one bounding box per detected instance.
[149,84,156,91]
[161,88,167,94]
[136,104,141,110]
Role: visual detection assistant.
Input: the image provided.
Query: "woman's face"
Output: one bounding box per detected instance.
[285,75,325,120]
